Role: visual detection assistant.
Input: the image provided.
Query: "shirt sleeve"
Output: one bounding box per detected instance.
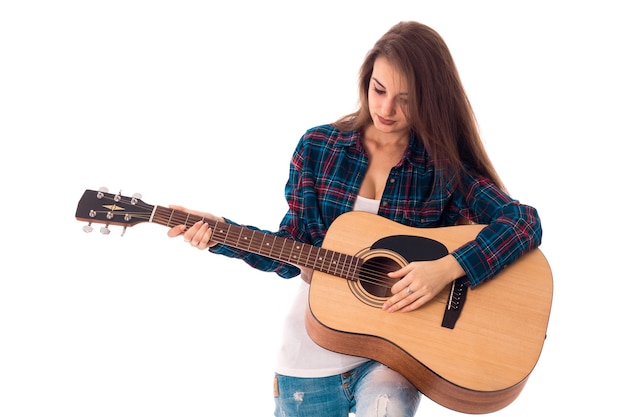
[207,132,316,279]
[209,219,302,279]
[450,176,543,287]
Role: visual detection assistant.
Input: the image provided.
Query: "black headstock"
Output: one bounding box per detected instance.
[75,188,154,234]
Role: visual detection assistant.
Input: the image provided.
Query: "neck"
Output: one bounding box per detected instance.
[363,125,409,148]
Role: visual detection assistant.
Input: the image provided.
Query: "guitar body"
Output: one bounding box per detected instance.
[305,211,552,414]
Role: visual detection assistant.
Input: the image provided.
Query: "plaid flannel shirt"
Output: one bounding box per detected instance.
[211,124,542,287]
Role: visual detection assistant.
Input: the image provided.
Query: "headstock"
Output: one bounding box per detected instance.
[75,187,154,235]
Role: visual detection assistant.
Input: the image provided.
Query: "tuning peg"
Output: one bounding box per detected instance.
[100,225,111,235]
[97,187,109,199]
[131,193,142,205]
[83,223,93,233]
[121,226,127,237]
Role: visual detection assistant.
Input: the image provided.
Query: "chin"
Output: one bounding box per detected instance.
[373,122,396,133]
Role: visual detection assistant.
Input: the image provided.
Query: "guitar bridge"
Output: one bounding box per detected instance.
[441,279,467,329]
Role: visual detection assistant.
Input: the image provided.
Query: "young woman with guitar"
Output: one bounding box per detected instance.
[166,21,543,417]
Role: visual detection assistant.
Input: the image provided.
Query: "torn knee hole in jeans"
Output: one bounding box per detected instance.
[375,395,390,415]
[293,391,304,402]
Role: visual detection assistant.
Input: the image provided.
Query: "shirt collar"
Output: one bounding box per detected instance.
[335,129,428,168]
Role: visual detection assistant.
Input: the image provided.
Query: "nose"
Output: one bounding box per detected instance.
[380,97,396,117]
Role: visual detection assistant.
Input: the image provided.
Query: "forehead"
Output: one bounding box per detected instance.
[372,57,408,91]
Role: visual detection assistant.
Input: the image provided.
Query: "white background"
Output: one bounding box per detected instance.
[1,1,624,416]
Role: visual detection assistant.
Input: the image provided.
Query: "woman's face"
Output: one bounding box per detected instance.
[368,57,410,137]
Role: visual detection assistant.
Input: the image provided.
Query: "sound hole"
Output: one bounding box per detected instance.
[360,256,402,298]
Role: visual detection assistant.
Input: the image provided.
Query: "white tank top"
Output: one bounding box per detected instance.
[274,196,381,377]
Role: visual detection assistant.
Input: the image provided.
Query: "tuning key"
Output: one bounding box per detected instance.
[83,223,93,233]
[100,225,111,235]
[97,187,109,199]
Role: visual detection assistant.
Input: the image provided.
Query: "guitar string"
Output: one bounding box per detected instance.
[93,199,413,291]
[93,197,434,293]
[135,204,402,290]
[157,211,402,290]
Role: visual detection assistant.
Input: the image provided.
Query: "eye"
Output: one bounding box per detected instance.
[373,86,385,95]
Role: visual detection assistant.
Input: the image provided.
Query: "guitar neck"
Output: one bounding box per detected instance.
[151,205,360,281]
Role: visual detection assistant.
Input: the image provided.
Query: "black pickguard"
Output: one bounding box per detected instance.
[370,234,467,329]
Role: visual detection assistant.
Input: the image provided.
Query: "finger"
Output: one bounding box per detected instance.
[390,275,411,296]
[387,264,410,279]
[383,284,413,311]
[398,293,432,312]
[191,223,210,249]
[184,221,204,243]
[196,224,214,250]
[405,284,413,296]
[385,290,424,313]
[167,224,186,238]
[388,276,434,310]
[188,222,210,248]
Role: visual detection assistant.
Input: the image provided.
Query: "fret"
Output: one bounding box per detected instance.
[277,237,289,263]
[346,255,360,282]
[233,226,245,249]
[239,227,255,251]
[336,252,348,280]
[320,248,332,275]
[211,223,223,244]
[289,242,302,265]
[303,244,314,269]
[281,240,293,263]
[315,248,324,273]
[267,235,279,258]
[322,249,333,276]
[286,241,296,264]
[166,208,175,227]
[329,251,340,277]
[248,230,265,255]
[257,233,268,257]
[220,223,234,246]
[318,248,328,273]
[264,234,277,259]
[286,240,300,264]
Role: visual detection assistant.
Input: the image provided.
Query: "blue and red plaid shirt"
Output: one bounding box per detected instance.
[212,124,542,287]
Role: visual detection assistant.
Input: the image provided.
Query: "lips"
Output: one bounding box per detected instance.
[378,115,395,126]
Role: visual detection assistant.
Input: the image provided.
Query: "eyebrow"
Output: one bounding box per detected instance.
[372,77,409,97]
[372,77,386,89]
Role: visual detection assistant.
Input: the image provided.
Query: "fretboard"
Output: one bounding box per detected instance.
[150,205,361,281]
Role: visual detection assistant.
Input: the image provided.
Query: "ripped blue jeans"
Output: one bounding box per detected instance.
[273,360,421,417]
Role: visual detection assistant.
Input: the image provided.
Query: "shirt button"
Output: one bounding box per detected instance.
[389,178,396,184]
[381,201,388,207]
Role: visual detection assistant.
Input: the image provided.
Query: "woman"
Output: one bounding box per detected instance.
[167,21,542,417]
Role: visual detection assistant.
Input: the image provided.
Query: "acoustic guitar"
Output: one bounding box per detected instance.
[75,188,552,414]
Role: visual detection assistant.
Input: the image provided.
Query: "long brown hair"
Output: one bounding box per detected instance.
[335,21,504,191]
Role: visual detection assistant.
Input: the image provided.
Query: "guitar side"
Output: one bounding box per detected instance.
[306,211,553,414]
